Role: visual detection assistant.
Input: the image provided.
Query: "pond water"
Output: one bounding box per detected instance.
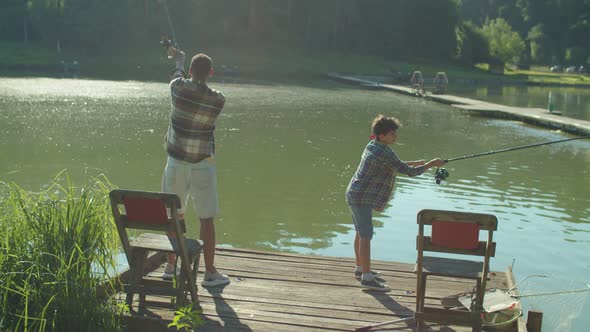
[1,78,589,331]
[448,84,590,121]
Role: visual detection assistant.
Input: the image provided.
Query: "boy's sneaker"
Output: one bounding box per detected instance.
[361,278,390,292]
[355,270,383,281]
[162,263,179,280]
[201,271,230,287]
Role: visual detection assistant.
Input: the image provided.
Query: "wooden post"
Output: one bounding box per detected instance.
[526,311,543,332]
[506,266,528,332]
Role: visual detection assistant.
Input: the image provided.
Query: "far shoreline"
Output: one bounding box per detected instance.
[1,43,589,88]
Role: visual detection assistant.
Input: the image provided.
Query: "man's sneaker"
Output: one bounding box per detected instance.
[162,263,179,280]
[355,270,384,281]
[201,271,230,287]
[361,278,390,292]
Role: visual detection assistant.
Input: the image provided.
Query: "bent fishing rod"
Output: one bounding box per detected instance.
[160,0,179,50]
[434,134,590,184]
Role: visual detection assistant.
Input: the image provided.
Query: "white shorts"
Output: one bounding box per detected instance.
[162,156,218,219]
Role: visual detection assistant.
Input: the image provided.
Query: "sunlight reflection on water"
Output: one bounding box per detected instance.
[1,77,589,331]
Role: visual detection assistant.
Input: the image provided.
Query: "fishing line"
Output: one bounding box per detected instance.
[513,285,590,298]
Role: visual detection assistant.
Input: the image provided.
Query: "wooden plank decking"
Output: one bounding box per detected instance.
[328,73,590,136]
[119,247,517,332]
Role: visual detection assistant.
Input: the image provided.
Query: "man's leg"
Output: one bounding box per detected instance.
[162,156,189,276]
[166,213,184,267]
[192,159,228,286]
[200,217,216,273]
[199,217,229,286]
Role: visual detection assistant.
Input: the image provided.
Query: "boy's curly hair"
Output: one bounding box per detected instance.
[372,114,402,136]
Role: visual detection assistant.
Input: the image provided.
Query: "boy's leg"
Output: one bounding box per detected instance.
[359,235,388,291]
[350,205,373,274]
[354,232,361,267]
[350,205,388,291]
[359,236,371,274]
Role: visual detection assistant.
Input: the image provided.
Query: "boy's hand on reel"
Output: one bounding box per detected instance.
[431,158,446,167]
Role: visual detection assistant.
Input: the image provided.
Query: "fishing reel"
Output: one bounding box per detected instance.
[434,167,449,184]
[160,35,175,49]
[160,34,181,62]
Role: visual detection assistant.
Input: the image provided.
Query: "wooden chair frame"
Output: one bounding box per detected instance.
[109,189,203,311]
[415,209,497,332]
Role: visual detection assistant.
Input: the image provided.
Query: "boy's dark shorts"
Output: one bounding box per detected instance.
[349,204,373,239]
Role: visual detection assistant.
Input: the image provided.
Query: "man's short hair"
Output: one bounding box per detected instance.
[190,53,212,80]
[372,114,401,136]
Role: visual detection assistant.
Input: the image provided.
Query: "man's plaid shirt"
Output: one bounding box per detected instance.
[345,140,425,211]
[165,76,225,163]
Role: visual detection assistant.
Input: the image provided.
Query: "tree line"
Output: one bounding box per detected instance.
[1,0,588,66]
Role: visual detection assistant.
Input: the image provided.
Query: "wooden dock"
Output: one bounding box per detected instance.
[119,247,518,332]
[328,73,590,136]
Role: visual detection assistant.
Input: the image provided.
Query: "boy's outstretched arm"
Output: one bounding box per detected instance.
[405,160,425,166]
[423,158,446,170]
[391,156,446,177]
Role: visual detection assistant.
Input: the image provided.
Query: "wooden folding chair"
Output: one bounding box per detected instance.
[415,209,497,332]
[109,189,203,312]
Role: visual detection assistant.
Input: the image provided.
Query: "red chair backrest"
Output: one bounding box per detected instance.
[123,197,168,225]
[431,221,480,250]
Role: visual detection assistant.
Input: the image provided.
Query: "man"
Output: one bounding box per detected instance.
[162,46,229,287]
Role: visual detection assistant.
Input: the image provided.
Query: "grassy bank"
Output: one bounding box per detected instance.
[475,63,590,86]
[0,171,124,331]
[1,41,589,86]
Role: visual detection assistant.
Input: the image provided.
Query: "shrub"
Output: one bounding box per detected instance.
[0,171,123,332]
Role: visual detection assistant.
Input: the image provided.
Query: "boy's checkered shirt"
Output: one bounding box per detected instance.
[346,140,425,211]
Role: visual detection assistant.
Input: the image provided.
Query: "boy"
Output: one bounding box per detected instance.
[345,114,445,291]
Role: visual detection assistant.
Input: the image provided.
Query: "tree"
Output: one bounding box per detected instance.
[527,24,547,63]
[456,21,490,65]
[400,0,459,60]
[480,18,525,64]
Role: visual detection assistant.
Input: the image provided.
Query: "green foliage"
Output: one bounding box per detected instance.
[168,304,204,332]
[0,42,57,65]
[0,0,464,63]
[402,0,460,59]
[565,46,587,65]
[459,0,589,65]
[0,0,26,41]
[480,18,526,64]
[527,24,547,63]
[1,0,587,69]
[0,171,123,331]
[456,21,490,65]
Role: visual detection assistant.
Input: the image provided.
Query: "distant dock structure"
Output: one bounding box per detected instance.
[327,73,590,136]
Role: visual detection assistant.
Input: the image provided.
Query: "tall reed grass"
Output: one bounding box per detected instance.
[0,171,124,331]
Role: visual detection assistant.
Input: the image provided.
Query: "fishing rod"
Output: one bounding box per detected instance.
[434,134,590,184]
[445,135,590,162]
[160,0,179,50]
